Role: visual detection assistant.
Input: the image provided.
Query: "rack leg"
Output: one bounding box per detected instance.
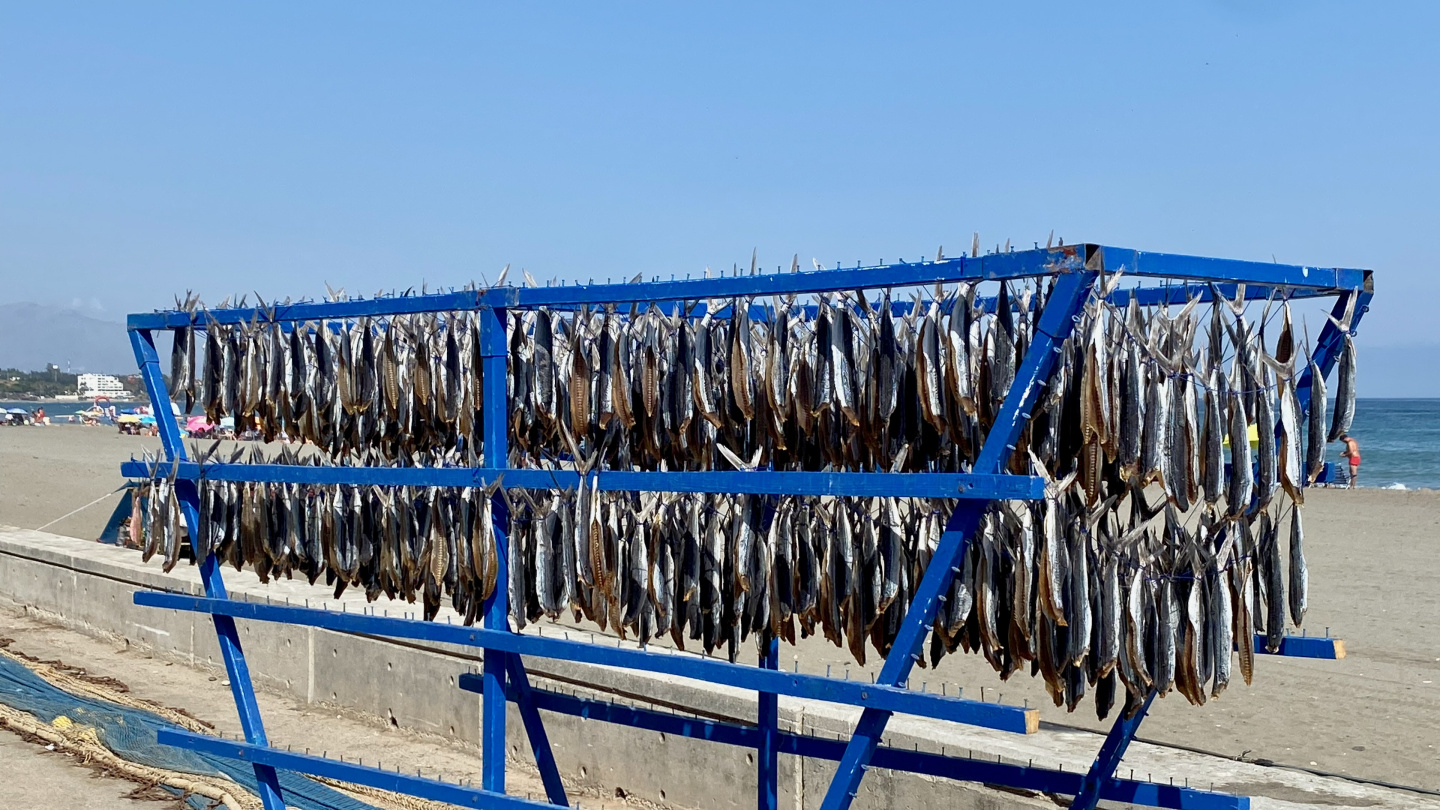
[818,267,1100,810]
[506,657,569,807]
[1072,691,1156,810]
[480,305,511,795]
[129,328,286,810]
[758,638,779,810]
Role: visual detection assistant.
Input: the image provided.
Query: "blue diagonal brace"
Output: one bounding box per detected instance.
[129,328,287,810]
[506,657,569,807]
[1294,280,1373,419]
[818,263,1101,810]
[1073,691,1158,810]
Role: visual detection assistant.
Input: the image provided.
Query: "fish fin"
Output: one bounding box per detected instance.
[890,443,910,473]
[717,443,750,472]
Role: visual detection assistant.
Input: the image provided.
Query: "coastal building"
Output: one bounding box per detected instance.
[76,373,132,400]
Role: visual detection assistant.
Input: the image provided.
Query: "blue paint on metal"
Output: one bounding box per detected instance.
[598,280,1334,323]
[505,658,570,807]
[818,265,1099,810]
[458,674,1246,809]
[157,728,559,809]
[1073,692,1157,810]
[125,245,1365,331]
[758,639,779,810]
[481,305,510,794]
[1252,633,1344,659]
[1295,282,1373,420]
[135,591,1037,732]
[1107,282,1334,310]
[119,460,1045,501]
[1098,247,1366,290]
[128,329,287,810]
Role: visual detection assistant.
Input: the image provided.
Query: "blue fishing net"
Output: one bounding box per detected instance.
[0,652,378,810]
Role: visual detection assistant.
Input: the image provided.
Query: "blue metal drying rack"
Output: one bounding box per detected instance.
[121,243,1371,810]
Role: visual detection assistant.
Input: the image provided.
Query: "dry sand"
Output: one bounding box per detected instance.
[3,425,1439,795]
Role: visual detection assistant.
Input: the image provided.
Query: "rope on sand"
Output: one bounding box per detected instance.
[0,701,256,809]
[0,643,454,810]
[35,488,125,532]
[0,645,211,733]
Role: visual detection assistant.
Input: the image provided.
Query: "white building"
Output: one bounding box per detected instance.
[77,373,131,400]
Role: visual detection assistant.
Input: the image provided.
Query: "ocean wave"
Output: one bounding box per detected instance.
[1383,483,1409,490]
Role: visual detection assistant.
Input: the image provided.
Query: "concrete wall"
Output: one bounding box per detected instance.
[0,527,1059,810]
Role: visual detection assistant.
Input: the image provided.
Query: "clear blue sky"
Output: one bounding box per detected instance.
[2,3,1437,389]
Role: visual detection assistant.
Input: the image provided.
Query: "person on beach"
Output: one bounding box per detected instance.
[1339,434,1360,488]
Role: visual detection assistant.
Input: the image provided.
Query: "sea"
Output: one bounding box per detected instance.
[3,397,1438,490]
[1324,399,1440,490]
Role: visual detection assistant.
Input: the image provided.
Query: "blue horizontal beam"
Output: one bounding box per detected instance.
[156,728,555,809]
[459,675,1244,810]
[1252,633,1345,660]
[135,591,1039,734]
[126,250,1085,329]
[1109,283,1341,310]
[125,245,1367,329]
[127,290,485,330]
[1099,248,1367,291]
[481,248,1089,308]
[119,460,1044,500]
[688,280,1342,322]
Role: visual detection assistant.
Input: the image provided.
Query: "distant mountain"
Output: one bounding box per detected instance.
[0,302,139,375]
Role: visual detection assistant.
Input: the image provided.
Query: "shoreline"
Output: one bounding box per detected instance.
[0,396,142,404]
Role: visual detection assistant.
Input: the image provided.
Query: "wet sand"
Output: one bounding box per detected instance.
[2,425,1439,793]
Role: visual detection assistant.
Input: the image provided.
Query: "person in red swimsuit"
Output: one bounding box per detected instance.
[1340,434,1360,488]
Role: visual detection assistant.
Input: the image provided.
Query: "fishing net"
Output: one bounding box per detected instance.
[0,645,409,810]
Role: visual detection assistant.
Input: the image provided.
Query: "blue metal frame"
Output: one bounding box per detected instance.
[158,728,554,809]
[1074,692,1159,808]
[758,639,779,810]
[455,674,1246,810]
[128,329,288,810]
[122,244,1368,810]
[116,461,1046,501]
[1252,633,1345,660]
[132,591,1039,732]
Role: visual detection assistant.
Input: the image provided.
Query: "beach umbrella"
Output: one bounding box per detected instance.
[1221,423,1262,450]
[219,416,235,429]
[138,415,157,426]
[6,408,26,414]
[186,416,212,431]
[116,415,141,424]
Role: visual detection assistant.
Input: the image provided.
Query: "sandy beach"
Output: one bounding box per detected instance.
[2,425,1439,796]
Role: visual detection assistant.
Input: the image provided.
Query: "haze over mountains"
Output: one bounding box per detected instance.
[0,302,136,375]
[0,299,1434,396]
